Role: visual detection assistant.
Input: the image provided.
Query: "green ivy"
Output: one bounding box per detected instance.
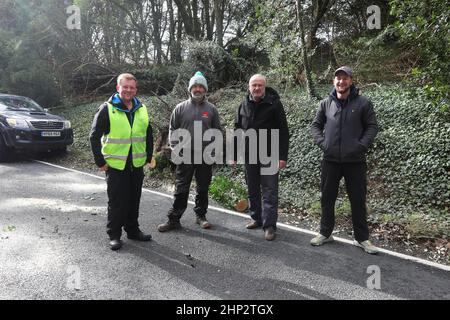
[209,173,248,211]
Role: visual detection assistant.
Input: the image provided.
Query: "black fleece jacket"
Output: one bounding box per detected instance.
[311,85,378,163]
[89,94,153,168]
[234,87,289,162]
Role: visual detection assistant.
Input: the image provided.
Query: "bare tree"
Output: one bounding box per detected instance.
[307,0,335,50]
[202,0,214,40]
[214,0,224,47]
[296,0,320,99]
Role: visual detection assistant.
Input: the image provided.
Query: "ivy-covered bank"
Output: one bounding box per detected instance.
[53,84,449,239]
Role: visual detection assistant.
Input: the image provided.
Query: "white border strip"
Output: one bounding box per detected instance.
[34,160,450,272]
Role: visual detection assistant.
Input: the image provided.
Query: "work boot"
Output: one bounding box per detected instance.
[196,216,212,229]
[157,220,181,232]
[246,220,262,229]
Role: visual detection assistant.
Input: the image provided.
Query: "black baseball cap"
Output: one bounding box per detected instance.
[334,66,353,77]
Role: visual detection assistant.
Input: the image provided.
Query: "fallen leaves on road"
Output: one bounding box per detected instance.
[3,225,16,232]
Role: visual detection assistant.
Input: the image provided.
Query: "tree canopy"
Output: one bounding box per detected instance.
[0,0,447,109]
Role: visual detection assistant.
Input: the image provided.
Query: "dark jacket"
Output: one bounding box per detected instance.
[311,85,378,163]
[169,97,221,151]
[89,93,153,168]
[234,87,289,162]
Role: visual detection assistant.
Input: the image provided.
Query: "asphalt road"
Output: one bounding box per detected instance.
[0,160,449,300]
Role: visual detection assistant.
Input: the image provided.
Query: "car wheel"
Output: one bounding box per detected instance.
[0,134,13,162]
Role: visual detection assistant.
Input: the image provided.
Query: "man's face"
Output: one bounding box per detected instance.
[333,72,353,95]
[117,79,137,102]
[249,77,266,101]
[191,84,206,99]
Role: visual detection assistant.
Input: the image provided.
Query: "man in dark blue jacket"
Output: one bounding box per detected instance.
[310,66,379,254]
[90,73,153,250]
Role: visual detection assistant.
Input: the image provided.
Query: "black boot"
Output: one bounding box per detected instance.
[127,231,152,241]
[109,239,123,250]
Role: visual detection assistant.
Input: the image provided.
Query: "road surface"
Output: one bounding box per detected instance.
[0,160,449,300]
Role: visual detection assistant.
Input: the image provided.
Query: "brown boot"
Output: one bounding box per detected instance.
[246,220,262,229]
[157,220,181,232]
[196,216,212,229]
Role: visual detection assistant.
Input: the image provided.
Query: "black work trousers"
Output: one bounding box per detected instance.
[320,160,369,241]
[105,166,144,240]
[245,163,279,231]
[168,163,212,221]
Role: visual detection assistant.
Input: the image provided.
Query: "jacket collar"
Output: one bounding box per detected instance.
[330,85,359,107]
[246,87,280,105]
[109,93,142,113]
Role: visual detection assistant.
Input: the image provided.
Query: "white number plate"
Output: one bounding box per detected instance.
[41,131,61,137]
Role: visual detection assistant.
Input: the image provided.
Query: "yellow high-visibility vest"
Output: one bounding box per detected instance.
[101,103,148,170]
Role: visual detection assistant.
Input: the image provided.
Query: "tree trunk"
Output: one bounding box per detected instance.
[173,0,196,38]
[192,0,201,38]
[167,0,177,62]
[214,0,223,47]
[203,0,213,40]
[307,0,335,50]
[150,0,163,64]
[175,10,183,62]
[296,0,320,100]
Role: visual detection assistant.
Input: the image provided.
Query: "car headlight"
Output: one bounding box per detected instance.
[64,120,71,129]
[6,118,29,129]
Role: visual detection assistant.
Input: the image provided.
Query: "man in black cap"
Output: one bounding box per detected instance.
[310,66,379,254]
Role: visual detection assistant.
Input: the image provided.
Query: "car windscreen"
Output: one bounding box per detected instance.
[0,96,44,112]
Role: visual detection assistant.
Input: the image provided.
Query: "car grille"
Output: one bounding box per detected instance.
[30,120,64,130]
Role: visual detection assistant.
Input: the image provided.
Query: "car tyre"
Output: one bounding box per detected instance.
[0,135,13,162]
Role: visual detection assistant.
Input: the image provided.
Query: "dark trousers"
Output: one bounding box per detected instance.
[168,163,212,221]
[245,163,279,231]
[105,166,144,240]
[320,160,369,241]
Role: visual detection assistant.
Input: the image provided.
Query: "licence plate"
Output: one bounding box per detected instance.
[41,131,61,137]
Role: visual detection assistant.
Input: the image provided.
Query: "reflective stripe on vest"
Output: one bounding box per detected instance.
[101,103,149,170]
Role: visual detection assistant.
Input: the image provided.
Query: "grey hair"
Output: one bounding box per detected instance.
[249,74,266,85]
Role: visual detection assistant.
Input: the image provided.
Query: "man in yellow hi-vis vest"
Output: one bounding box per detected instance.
[90,73,153,251]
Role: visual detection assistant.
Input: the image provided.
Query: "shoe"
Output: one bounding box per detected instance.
[157,221,181,232]
[246,220,262,229]
[109,239,122,251]
[127,231,152,241]
[196,216,212,229]
[264,227,276,241]
[310,234,334,246]
[354,240,379,254]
